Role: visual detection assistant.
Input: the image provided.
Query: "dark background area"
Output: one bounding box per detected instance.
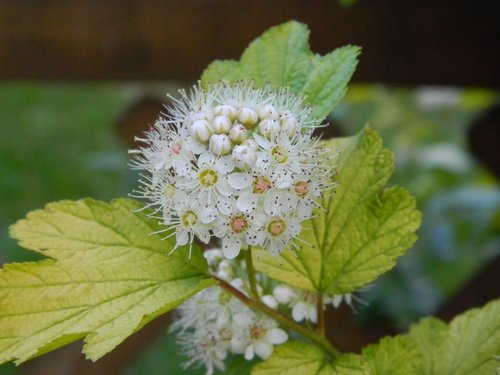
[0,1,499,374]
[1,0,499,86]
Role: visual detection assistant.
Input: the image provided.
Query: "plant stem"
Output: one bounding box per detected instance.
[214,275,341,359]
[245,246,260,300]
[316,293,325,336]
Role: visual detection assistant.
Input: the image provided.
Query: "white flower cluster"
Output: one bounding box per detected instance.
[171,249,288,375]
[273,284,365,323]
[130,82,334,258]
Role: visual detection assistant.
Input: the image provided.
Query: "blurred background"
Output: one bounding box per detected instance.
[0,1,499,374]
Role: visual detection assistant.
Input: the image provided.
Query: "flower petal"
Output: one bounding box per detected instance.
[253,132,271,149]
[196,226,211,243]
[200,207,218,223]
[227,173,251,190]
[267,328,288,345]
[198,151,216,166]
[244,345,255,360]
[254,341,273,359]
[175,227,189,246]
[217,179,234,197]
[216,155,235,173]
[222,236,242,259]
[237,192,258,213]
[172,156,192,176]
[292,302,307,322]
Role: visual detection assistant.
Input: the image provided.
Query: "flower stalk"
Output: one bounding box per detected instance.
[245,246,260,300]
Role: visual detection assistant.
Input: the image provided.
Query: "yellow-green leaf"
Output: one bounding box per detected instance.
[363,335,420,375]
[251,342,368,375]
[254,127,422,294]
[0,198,214,364]
[409,299,500,375]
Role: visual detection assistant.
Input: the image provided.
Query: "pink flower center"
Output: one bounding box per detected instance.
[171,143,182,155]
[267,218,287,237]
[230,216,248,234]
[253,176,272,194]
[250,325,264,339]
[294,181,310,198]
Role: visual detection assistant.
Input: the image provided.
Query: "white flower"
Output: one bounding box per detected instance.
[252,211,302,255]
[213,200,266,259]
[175,152,235,207]
[130,82,333,257]
[273,286,319,323]
[177,326,228,375]
[171,251,288,373]
[273,284,297,304]
[228,169,293,214]
[231,310,288,360]
[292,300,318,323]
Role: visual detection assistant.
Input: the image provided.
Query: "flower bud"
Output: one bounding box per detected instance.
[215,104,237,120]
[232,145,257,168]
[258,104,279,120]
[237,107,258,129]
[258,119,280,139]
[281,113,299,136]
[211,115,232,134]
[229,123,248,144]
[209,134,233,155]
[200,104,214,121]
[190,120,212,143]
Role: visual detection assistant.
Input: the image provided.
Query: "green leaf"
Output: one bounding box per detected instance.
[201,21,360,121]
[251,342,368,375]
[408,318,447,375]
[0,199,214,364]
[202,60,242,85]
[409,299,500,375]
[254,127,422,294]
[302,46,360,121]
[363,335,420,375]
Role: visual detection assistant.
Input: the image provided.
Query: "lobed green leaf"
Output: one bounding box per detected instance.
[254,127,422,294]
[251,342,368,375]
[363,299,500,375]
[363,335,420,374]
[409,299,500,375]
[0,199,213,364]
[201,20,360,121]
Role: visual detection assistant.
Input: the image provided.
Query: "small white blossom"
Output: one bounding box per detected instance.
[232,310,288,360]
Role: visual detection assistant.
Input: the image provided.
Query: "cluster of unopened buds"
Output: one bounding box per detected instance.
[171,249,357,374]
[130,82,334,258]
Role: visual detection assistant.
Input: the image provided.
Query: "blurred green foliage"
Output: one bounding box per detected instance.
[334,85,499,326]
[0,83,498,374]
